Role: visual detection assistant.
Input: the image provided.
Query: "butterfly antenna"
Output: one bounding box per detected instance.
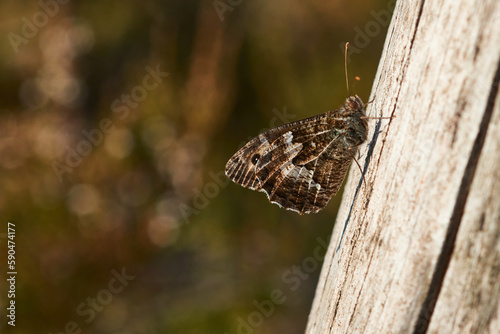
[353,76,361,91]
[345,42,350,96]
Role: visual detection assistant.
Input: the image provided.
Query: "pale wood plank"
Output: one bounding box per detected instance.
[306,0,500,333]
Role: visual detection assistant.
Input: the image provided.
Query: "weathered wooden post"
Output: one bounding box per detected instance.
[306,0,500,333]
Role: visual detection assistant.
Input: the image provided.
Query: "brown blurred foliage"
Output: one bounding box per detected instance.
[0,0,392,333]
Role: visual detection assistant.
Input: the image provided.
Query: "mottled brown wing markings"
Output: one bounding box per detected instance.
[301,142,349,213]
[257,129,333,191]
[262,130,347,213]
[295,130,352,212]
[242,131,302,189]
[226,116,332,189]
[228,122,337,213]
[225,95,368,214]
[275,133,348,213]
[313,149,352,212]
[230,118,332,192]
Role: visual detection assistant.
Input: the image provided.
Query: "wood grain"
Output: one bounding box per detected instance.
[306,0,500,333]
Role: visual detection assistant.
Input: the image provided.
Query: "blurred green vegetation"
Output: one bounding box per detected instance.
[0,0,392,333]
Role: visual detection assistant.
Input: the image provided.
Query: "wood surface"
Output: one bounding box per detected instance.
[306,0,500,333]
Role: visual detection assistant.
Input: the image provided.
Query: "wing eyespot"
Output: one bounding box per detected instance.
[251,154,260,164]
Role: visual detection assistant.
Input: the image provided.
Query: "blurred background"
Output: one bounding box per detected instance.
[0,0,393,333]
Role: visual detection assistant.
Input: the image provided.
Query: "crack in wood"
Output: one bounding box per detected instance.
[412,55,500,334]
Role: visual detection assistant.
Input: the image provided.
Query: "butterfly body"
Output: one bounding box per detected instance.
[225,95,368,214]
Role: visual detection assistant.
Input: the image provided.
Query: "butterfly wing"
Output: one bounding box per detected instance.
[225,110,355,214]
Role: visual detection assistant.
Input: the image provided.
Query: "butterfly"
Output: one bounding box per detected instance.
[225,94,369,214]
[224,43,379,214]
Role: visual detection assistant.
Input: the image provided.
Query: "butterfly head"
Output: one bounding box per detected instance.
[344,95,365,113]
